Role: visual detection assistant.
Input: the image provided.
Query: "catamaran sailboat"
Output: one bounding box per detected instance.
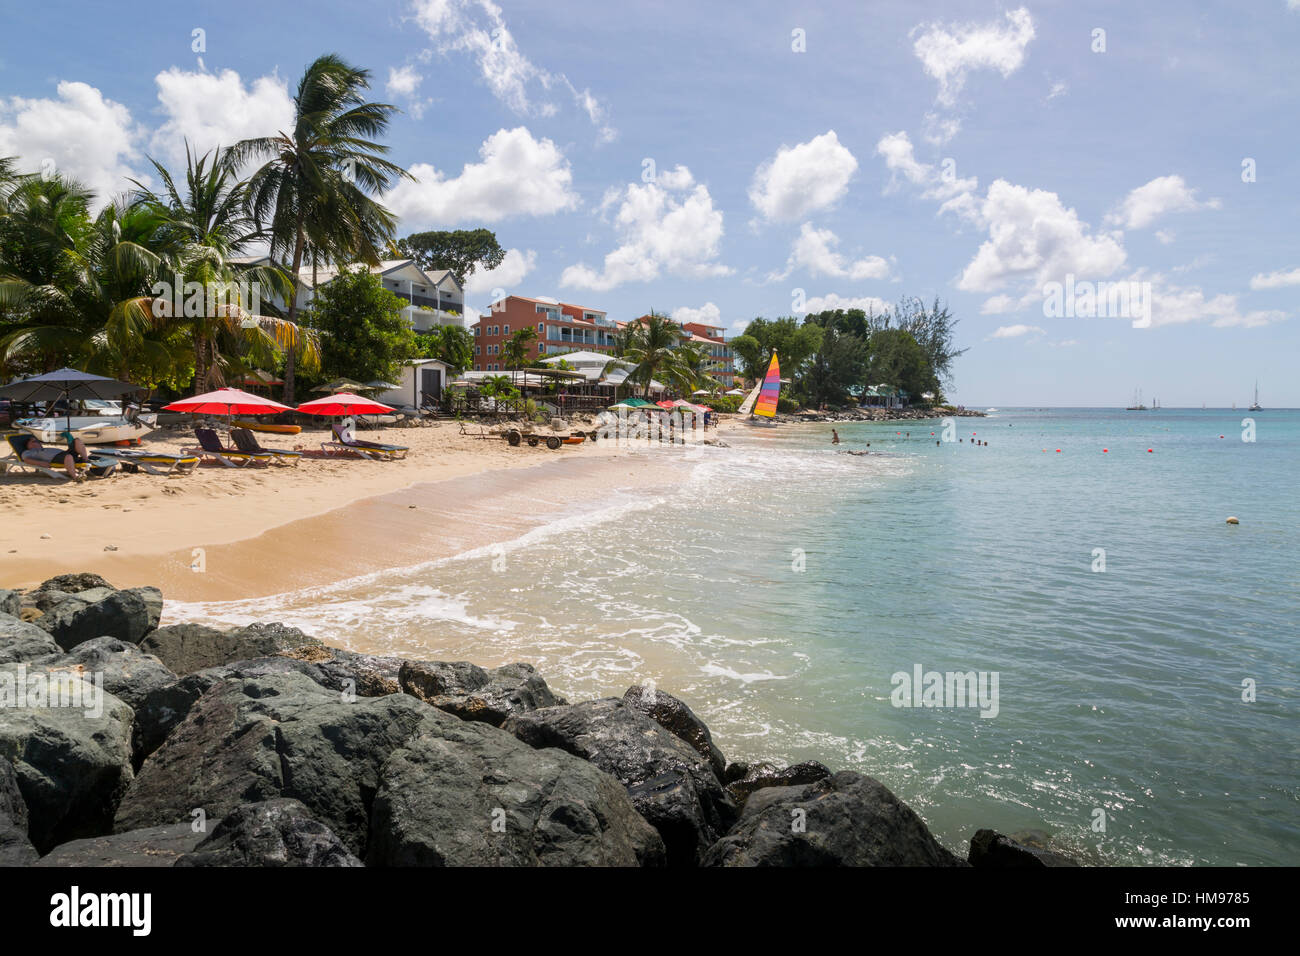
[738,352,780,426]
[1249,382,1262,411]
[1125,388,1148,410]
[16,400,157,444]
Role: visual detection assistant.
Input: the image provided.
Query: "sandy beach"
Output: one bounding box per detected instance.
[0,417,739,599]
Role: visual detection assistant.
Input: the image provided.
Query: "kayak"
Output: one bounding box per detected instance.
[233,419,302,435]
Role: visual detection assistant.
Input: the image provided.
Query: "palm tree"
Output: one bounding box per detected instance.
[605,312,701,398]
[502,327,538,371]
[133,145,309,392]
[229,53,412,402]
[422,323,473,373]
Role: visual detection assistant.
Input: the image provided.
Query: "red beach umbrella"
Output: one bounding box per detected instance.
[164,388,292,416]
[294,393,395,416]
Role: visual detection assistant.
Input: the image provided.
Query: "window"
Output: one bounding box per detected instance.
[504,325,510,335]
[537,322,544,334]
[475,346,481,356]
[473,326,480,336]
[538,344,546,354]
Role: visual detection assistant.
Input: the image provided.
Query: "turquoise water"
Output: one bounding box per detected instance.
[174,408,1300,866]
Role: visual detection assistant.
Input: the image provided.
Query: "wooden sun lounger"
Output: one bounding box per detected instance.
[231,427,302,466]
[186,427,273,468]
[1,433,118,480]
[321,424,409,460]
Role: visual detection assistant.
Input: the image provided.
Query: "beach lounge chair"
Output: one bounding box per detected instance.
[231,427,302,466]
[186,427,273,468]
[94,447,201,476]
[1,433,118,480]
[321,423,409,460]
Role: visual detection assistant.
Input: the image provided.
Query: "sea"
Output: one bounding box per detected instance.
[170,407,1300,866]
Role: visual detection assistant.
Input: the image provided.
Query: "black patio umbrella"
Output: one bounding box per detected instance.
[0,368,144,446]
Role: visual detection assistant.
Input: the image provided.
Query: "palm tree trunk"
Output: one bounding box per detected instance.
[283,212,308,404]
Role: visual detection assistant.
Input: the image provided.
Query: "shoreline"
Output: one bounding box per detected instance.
[0,417,739,597]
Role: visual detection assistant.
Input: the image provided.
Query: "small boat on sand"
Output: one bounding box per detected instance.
[232,419,302,435]
[16,400,157,445]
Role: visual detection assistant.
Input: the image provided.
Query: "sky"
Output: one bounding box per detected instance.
[1,0,1297,406]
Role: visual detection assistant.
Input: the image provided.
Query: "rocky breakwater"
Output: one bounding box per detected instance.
[772,405,987,424]
[0,576,1078,867]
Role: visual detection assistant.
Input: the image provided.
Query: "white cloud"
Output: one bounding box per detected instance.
[1047,81,1068,101]
[0,81,143,206]
[560,166,730,291]
[150,68,294,172]
[387,65,423,97]
[749,131,858,222]
[912,7,1035,107]
[771,222,892,282]
[957,179,1127,294]
[980,294,1017,314]
[1250,266,1300,290]
[876,131,978,216]
[386,126,579,225]
[409,0,614,141]
[1145,275,1285,328]
[800,293,891,315]
[464,247,537,294]
[1155,229,1175,244]
[990,324,1045,338]
[1107,175,1221,230]
[672,302,723,326]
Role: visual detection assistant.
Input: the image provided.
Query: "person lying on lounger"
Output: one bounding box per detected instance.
[22,436,91,479]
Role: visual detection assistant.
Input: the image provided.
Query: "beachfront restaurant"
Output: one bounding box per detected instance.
[862,384,910,409]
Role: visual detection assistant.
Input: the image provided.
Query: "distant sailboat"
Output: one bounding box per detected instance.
[1249,381,1262,411]
[1126,388,1148,411]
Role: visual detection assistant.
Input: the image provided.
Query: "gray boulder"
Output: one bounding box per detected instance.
[37,589,152,650]
[131,656,334,765]
[23,590,78,614]
[623,684,726,780]
[0,663,135,853]
[504,698,736,866]
[702,771,963,867]
[0,590,19,619]
[283,646,406,698]
[34,638,176,713]
[968,828,1079,867]
[139,621,323,675]
[1,758,37,865]
[399,659,565,726]
[368,718,664,867]
[726,760,833,808]
[0,614,61,664]
[176,799,362,867]
[115,672,441,857]
[35,823,203,866]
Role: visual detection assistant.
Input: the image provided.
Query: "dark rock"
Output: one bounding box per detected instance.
[176,799,362,867]
[282,645,406,697]
[0,663,135,853]
[727,760,833,808]
[37,589,152,650]
[24,590,77,613]
[0,614,61,664]
[1,758,37,865]
[35,823,203,866]
[504,698,736,866]
[723,762,749,785]
[367,718,664,867]
[702,771,963,867]
[623,684,726,780]
[0,590,19,619]
[72,586,116,606]
[968,828,1079,867]
[35,573,114,594]
[400,660,566,725]
[134,587,163,632]
[131,656,332,765]
[34,638,176,713]
[139,621,323,675]
[115,672,442,857]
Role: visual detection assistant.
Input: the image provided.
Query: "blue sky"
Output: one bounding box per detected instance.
[1,0,1297,405]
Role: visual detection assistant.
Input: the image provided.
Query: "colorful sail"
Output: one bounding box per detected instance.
[753,352,780,417]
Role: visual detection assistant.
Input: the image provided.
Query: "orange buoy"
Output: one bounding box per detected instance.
[1147,448,1153,453]
[1103,448,1108,453]
[1055,449,1061,453]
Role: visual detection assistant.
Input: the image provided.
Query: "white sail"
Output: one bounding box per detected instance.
[736,378,763,416]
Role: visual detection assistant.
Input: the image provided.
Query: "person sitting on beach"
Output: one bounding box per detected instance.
[832,429,840,445]
[22,436,90,479]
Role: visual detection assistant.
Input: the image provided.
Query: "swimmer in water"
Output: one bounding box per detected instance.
[832,429,840,445]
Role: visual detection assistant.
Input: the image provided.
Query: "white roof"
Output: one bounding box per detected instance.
[539,350,618,367]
